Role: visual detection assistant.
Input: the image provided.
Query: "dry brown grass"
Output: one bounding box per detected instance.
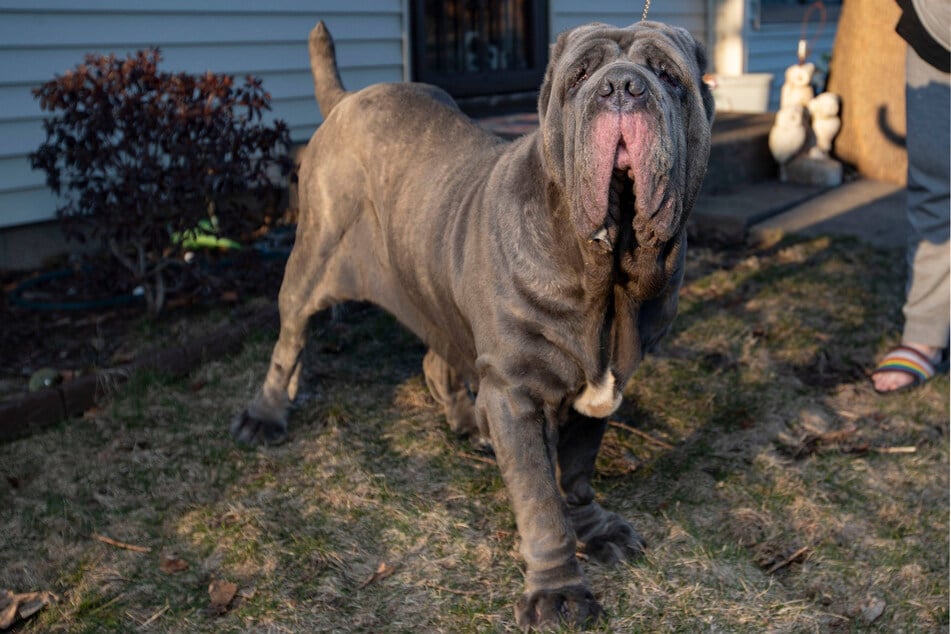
[0,236,947,632]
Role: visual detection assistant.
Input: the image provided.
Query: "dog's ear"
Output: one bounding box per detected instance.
[537,31,571,120]
[693,39,715,124]
[538,23,611,120]
[665,25,715,125]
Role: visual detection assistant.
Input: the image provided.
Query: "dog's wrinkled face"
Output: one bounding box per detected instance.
[538,22,714,266]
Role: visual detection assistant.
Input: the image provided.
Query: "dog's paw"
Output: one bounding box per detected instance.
[514,584,602,631]
[583,517,646,565]
[569,503,646,565]
[230,410,288,447]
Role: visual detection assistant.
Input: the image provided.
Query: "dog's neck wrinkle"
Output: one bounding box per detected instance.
[488,136,586,302]
[584,192,655,385]
[510,135,590,274]
[597,286,617,376]
[495,133,642,388]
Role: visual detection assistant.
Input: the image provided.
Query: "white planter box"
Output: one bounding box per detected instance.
[712,73,774,113]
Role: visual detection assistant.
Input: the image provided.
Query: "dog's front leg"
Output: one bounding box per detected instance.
[477,379,603,631]
[559,413,646,564]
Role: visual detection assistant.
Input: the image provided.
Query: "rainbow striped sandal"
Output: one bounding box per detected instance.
[871,345,940,394]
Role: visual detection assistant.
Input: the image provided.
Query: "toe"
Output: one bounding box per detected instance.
[871,370,916,393]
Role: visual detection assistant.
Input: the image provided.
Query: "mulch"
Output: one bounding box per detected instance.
[0,247,288,409]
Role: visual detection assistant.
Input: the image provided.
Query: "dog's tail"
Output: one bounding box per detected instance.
[309,21,347,119]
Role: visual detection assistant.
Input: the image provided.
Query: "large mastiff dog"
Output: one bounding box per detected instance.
[235,19,714,629]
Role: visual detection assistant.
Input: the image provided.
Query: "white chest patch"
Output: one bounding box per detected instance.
[572,372,622,418]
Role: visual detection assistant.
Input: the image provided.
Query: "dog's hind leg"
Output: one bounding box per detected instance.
[422,349,489,450]
[558,413,646,564]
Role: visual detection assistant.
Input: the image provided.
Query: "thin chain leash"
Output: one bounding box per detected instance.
[641,0,651,21]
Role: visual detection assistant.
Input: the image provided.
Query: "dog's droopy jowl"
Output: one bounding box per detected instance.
[234,20,714,630]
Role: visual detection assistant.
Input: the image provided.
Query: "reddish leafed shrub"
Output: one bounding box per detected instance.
[30,48,294,314]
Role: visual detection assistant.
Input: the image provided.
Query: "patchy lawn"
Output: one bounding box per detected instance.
[1,236,947,632]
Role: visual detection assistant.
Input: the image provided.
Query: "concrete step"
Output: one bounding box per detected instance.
[749,179,906,248]
[689,181,832,246]
[689,179,907,248]
[702,112,777,194]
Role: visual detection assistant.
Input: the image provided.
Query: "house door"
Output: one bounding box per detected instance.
[411,0,548,105]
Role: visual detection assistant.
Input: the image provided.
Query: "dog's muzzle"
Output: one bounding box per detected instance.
[596,65,650,113]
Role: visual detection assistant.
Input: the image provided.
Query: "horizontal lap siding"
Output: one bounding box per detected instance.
[0,1,405,228]
[747,23,837,111]
[551,0,708,48]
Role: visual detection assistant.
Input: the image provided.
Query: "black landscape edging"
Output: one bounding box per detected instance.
[0,306,279,443]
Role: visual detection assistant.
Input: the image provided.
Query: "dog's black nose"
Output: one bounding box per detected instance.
[597,66,648,110]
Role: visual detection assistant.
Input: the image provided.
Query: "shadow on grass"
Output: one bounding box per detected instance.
[229,234,946,630]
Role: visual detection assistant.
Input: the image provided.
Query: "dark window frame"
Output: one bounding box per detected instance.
[410,0,549,98]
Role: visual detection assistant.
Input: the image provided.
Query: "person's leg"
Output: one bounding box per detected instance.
[873,46,950,392]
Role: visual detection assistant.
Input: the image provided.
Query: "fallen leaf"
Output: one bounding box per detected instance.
[159,556,190,574]
[859,597,886,624]
[208,579,238,614]
[358,561,397,588]
[0,589,57,629]
[777,426,867,459]
[16,597,45,620]
[0,591,16,630]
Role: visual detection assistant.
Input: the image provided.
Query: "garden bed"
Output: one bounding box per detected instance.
[0,246,288,407]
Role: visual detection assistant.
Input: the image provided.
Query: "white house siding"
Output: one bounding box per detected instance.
[0,0,405,229]
[746,22,837,111]
[551,0,709,49]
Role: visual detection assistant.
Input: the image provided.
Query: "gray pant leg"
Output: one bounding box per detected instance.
[902,46,950,350]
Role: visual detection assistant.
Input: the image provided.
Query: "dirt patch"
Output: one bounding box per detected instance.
[0,247,288,403]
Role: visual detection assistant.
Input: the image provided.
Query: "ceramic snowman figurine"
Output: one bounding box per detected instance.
[807,92,842,159]
[779,62,816,110]
[769,104,808,181]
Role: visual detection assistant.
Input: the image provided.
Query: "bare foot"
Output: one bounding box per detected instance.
[872,343,941,393]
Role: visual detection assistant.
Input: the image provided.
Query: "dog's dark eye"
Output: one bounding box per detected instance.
[654,63,681,91]
[570,66,589,91]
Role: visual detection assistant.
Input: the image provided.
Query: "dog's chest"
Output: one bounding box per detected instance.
[572,371,622,418]
[567,290,641,419]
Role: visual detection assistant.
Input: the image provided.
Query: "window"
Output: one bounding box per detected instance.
[411,0,548,102]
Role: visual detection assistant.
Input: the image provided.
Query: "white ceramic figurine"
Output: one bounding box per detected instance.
[779,62,816,109]
[769,104,808,181]
[807,92,842,158]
